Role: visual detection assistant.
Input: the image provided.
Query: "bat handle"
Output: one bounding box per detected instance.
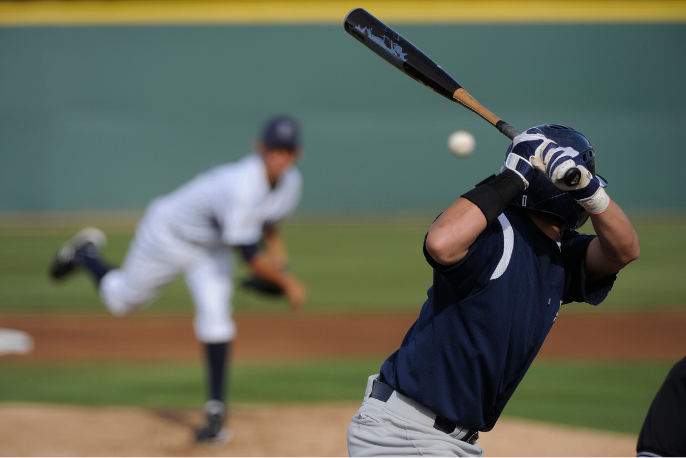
[495,120,581,187]
[495,120,520,140]
[562,168,582,187]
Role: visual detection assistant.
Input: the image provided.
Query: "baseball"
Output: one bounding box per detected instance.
[448,130,475,157]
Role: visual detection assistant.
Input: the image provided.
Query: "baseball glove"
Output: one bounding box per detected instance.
[240,275,285,297]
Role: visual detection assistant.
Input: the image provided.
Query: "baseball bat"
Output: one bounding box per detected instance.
[343,8,581,187]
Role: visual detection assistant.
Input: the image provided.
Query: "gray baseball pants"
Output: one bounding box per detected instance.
[347,375,484,457]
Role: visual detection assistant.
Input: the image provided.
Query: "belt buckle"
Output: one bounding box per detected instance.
[463,430,479,445]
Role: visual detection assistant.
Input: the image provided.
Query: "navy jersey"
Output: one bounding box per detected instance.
[379,208,616,432]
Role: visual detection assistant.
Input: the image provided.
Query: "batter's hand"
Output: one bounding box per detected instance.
[511,128,584,189]
[512,128,609,214]
[502,151,537,189]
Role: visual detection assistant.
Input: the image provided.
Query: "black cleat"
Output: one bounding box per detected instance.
[49,227,106,280]
[195,400,232,446]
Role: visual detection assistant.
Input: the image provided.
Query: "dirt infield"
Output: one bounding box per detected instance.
[2,310,681,456]
[0,403,637,457]
[1,309,685,362]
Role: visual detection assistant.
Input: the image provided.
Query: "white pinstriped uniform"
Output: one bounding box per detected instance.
[100,153,302,343]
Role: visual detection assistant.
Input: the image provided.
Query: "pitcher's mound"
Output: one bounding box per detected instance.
[0,403,635,456]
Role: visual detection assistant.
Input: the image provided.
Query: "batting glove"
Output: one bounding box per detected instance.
[569,175,610,214]
[511,128,610,214]
[502,149,537,189]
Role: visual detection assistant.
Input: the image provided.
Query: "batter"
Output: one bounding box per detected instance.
[347,124,640,457]
[50,115,307,445]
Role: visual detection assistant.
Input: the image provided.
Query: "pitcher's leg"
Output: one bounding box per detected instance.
[99,236,181,316]
[50,226,179,316]
[185,249,235,444]
[50,227,109,283]
[185,249,235,344]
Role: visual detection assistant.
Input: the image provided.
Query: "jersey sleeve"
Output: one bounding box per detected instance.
[561,231,617,305]
[423,219,504,300]
[221,175,264,247]
[264,168,303,226]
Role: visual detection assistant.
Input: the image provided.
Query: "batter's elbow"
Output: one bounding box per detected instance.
[618,235,640,268]
[626,238,640,265]
[425,231,462,266]
[425,236,446,265]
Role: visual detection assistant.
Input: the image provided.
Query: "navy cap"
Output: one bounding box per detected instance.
[261,116,300,151]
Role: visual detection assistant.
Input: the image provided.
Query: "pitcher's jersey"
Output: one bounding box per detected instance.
[153,153,302,247]
[379,208,617,432]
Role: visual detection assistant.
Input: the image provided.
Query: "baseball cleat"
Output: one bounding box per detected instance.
[195,400,232,446]
[49,227,106,280]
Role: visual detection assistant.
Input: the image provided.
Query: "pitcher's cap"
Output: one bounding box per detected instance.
[262,116,300,151]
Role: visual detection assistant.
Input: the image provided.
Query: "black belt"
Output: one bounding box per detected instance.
[369,379,479,445]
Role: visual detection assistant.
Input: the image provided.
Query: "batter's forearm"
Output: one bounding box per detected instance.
[586,199,640,281]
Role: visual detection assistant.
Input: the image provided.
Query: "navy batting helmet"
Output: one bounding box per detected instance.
[509,124,608,230]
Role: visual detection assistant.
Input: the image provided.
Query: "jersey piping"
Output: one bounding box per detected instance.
[490,213,513,280]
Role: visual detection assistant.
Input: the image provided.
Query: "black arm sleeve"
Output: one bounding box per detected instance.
[461,170,525,226]
[236,243,260,262]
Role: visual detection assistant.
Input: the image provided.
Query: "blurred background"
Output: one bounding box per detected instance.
[1,0,685,455]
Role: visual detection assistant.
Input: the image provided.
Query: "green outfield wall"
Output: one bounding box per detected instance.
[1,21,685,212]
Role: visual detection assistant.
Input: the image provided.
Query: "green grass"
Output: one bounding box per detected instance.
[0,359,671,435]
[0,216,681,438]
[573,217,686,308]
[1,215,685,314]
[612,218,686,307]
[0,360,384,406]
[503,361,673,435]
[0,219,435,314]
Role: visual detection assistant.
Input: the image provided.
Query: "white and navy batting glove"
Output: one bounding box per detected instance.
[511,128,610,214]
[569,173,610,214]
[502,147,537,189]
